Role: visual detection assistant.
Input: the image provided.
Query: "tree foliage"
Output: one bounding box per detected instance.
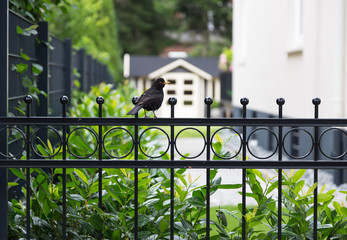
[175,0,233,56]
[114,0,176,55]
[49,0,122,79]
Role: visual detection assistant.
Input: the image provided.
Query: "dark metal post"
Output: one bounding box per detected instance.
[240,97,249,240]
[0,0,9,238]
[87,55,92,90]
[276,98,285,240]
[205,97,213,239]
[96,96,104,240]
[312,98,321,240]
[79,49,86,91]
[132,96,139,240]
[60,95,69,240]
[64,39,72,100]
[37,21,49,116]
[24,95,33,240]
[169,97,177,240]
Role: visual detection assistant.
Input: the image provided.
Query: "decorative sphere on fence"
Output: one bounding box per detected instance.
[276,98,285,105]
[168,97,177,105]
[60,96,69,105]
[240,98,249,105]
[96,96,105,104]
[24,95,33,104]
[312,98,321,105]
[204,97,213,105]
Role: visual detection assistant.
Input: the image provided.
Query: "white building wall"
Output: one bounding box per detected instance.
[233,0,347,118]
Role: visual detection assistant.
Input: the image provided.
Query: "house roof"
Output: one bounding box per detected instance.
[124,55,220,78]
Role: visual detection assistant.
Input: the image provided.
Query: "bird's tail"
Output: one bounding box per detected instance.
[127,105,142,115]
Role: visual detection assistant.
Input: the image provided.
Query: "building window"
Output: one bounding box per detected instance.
[167,90,176,95]
[184,100,193,105]
[184,80,193,85]
[168,79,176,84]
[184,90,193,95]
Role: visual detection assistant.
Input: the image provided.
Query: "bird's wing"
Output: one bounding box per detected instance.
[136,88,162,105]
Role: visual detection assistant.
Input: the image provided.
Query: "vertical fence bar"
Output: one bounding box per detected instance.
[169,98,177,240]
[60,96,69,240]
[0,0,9,238]
[64,39,72,100]
[240,98,249,240]
[37,21,49,116]
[312,98,321,240]
[132,97,139,240]
[277,98,285,240]
[24,95,33,240]
[96,96,104,240]
[205,97,213,239]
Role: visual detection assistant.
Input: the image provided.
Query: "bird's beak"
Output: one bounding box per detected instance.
[163,81,170,85]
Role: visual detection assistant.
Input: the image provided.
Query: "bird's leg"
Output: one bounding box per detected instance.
[144,110,147,118]
[153,111,157,119]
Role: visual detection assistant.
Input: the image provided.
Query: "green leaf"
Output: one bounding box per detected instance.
[89,214,103,231]
[305,182,318,196]
[74,169,89,184]
[292,169,306,183]
[67,194,84,201]
[20,50,30,60]
[317,193,334,203]
[10,168,25,180]
[16,25,23,34]
[15,63,28,74]
[105,186,123,206]
[218,184,243,189]
[8,182,19,187]
[187,197,205,208]
[333,201,342,216]
[32,63,43,76]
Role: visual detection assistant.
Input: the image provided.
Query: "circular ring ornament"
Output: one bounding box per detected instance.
[174,127,206,159]
[103,127,134,159]
[211,127,242,159]
[0,126,26,158]
[67,127,98,159]
[139,127,170,158]
[319,127,347,159]
[283,128,314,159]
[31,126,62,158]
[246,128,279,159]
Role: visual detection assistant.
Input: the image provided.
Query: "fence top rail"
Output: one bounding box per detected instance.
[0,159,347,169]
[0,117,346,127]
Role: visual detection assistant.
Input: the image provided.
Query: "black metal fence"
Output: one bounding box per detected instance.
[0,95,346,239]
[4,6,113,117]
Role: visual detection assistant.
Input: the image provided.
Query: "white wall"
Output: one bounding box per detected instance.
[233,0,347,118]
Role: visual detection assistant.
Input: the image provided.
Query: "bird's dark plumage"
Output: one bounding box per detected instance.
[127,78,170,117]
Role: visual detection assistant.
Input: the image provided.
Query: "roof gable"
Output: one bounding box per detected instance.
[148,59,212,80]
[124,55,220,78]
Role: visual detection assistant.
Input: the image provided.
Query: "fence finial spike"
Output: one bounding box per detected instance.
[96,96,104,105]
[312,98,321,105]
[60,95,69,105]
[132,96,139,105]
[276,98,285,105]
[240,98,249,105]
[24,95,33,104]
[168,97,177,105]
[204,97,213,105]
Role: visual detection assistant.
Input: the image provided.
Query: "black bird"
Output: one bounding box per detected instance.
[127,78,170,118]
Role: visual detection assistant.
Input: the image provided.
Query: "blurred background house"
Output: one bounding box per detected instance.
[123,54,222,117]
[232,0,347,184]
[233,0,347,118]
